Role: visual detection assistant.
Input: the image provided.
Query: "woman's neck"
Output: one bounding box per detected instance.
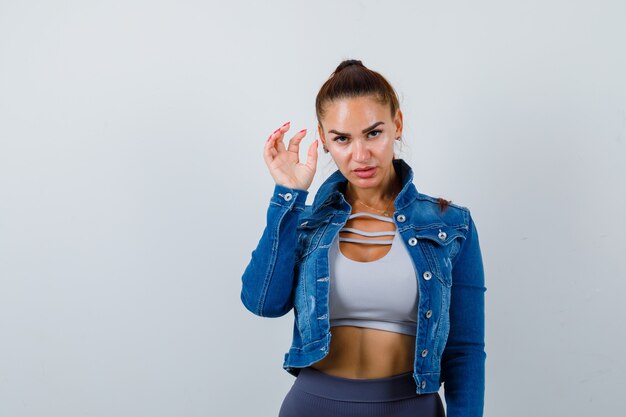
[345,166,401,209]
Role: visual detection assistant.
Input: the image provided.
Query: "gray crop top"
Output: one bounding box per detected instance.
[328,211,419,336]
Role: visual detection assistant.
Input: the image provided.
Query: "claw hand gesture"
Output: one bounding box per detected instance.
[263,121,319,191]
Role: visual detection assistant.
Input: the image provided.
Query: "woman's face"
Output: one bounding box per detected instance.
[318,95,403,191]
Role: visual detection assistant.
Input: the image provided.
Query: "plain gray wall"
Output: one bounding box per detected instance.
[1,0,625,416]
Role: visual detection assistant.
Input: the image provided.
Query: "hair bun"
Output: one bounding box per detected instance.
[335,59,364,73]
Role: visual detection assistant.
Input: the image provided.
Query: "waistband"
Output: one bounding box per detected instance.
[293,366,425,402]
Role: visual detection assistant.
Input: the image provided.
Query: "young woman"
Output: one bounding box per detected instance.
[241,59,486,417]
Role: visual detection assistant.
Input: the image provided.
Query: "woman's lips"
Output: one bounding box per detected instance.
[354,166,377,178]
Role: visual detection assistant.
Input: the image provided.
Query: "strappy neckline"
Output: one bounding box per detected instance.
[336,211,398,263]
[337,231,398,264]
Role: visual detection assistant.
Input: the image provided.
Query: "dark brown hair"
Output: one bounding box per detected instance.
[315,59,400,124]
[316,59,452,213]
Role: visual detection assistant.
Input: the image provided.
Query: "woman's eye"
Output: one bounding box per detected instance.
[332,130,382,143]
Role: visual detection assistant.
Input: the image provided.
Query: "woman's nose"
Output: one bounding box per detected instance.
[353,140,370,161]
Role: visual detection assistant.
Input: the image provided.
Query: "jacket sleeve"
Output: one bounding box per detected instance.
[240,183,309,318]
[441,210,486,417]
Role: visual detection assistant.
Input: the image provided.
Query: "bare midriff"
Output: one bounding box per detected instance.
[310,325,416,379]
[309,205,417,379]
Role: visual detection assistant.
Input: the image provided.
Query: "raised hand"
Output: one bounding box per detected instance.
[263,121,319,191]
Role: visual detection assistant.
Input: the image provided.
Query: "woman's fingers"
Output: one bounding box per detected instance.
[272,122,289,153]
[304,139,319,172]
[263,123,288,162]
[263,132,279,165]
[286,129,307,154]
[262,122,318,188]
[264,121,301,158]
[264,122,316,173]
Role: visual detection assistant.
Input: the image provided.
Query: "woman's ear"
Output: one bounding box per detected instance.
[317,124,325,146]
[394,109,403,138]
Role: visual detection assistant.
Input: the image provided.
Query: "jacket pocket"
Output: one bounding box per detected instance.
[295,217,331,263]
[414,225,466,287]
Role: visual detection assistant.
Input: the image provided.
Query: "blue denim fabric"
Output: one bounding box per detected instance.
[241,158,486,417]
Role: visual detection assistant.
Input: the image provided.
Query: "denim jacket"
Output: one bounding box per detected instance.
[240,158,486,417]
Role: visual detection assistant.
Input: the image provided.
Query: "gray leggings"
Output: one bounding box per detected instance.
[278,366,445,417]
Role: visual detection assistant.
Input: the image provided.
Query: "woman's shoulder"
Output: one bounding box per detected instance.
[416,191,469,212]
[414,187,470,211]
[409,189,473,229]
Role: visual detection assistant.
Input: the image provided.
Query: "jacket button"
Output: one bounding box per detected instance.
[421,380,426,389]
[408,237,417,246]
[423,271,432,280]
[425,310,432,318]
[283,193,293,201]
[396,214,406,222]
[438,230,447,240]
[421,349,429,357]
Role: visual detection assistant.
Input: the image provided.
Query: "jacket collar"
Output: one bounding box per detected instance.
[311,158,419,213]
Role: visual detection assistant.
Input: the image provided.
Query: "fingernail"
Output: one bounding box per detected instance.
[282,121,290,126]
[299,129,306,133]
[273,128,279,133]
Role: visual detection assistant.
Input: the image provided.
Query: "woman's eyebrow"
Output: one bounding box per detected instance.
[328,121,384,136]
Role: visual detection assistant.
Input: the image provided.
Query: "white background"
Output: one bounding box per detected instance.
[1,1,625,416]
